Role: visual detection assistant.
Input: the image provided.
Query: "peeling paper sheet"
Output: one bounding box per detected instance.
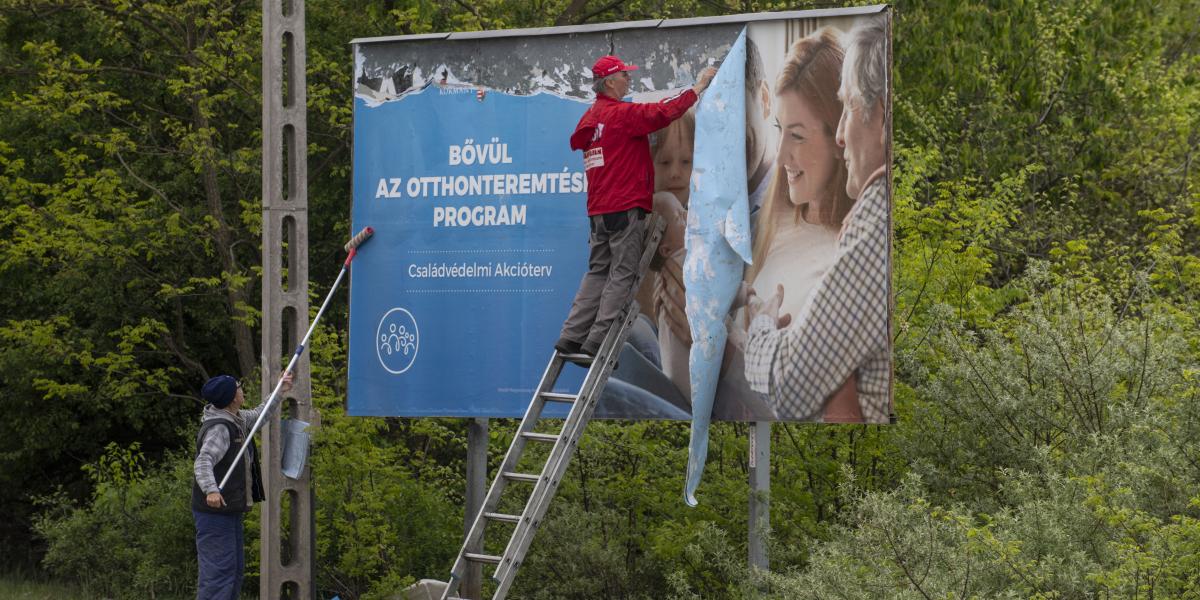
[682,27,751,507]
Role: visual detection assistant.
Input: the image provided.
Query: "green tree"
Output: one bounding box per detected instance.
[0,0,269,563]
[7,0,1200,598]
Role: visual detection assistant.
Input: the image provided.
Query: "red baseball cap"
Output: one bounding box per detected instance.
[591,55,639,79]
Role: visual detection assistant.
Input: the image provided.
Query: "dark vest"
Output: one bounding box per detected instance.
[191,418,264,514]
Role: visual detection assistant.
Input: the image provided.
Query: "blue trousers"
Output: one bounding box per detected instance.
[193,509,244,600]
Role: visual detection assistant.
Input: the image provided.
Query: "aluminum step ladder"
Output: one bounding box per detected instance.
[439,216,664,600]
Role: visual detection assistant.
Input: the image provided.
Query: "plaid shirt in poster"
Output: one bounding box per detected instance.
[744,173,891,423]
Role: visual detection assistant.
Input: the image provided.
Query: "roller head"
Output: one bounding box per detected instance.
[344,227,374,252]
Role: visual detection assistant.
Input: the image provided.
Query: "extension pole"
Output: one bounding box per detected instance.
[219,226,374,491]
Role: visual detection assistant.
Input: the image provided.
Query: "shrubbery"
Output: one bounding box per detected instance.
[766,270,1200,597]
[35,442,197,599]
[12,0,1200,597]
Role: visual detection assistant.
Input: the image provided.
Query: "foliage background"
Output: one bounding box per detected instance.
[0,0,1197,598]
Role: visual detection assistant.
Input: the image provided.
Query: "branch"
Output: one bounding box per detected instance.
[309,144,348,183]
[161,325,209,384]
[114,150,187,215]
[1032,72,1068,131]
[165,392,206,407]
[450,0,480,19]
[554,0,590,26]
[577,0,631,25]
[878,518,934,600]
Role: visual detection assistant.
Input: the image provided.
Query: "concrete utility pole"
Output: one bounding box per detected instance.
[262,0,316,597]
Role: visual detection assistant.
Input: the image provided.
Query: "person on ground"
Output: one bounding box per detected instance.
[192,372,293,599]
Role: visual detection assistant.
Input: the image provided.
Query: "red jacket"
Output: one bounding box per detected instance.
[570,89,698,216]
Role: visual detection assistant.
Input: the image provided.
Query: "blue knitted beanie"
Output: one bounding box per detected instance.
[201,375,238,408]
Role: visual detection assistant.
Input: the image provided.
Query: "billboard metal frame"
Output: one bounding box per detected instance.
[349,6,886,46]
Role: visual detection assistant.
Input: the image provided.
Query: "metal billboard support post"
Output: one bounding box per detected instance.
[749,422,770,576]
[464,418,490,599]
[263,0,315,597]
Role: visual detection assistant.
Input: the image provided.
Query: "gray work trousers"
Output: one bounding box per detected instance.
[560,207,649,354]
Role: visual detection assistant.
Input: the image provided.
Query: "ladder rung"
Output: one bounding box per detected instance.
[485,512,521,523]
[559,352,593,365]
[540,392,577,403]
[503,472,540,483]
[465,552,503,564]
[521,432,559,443]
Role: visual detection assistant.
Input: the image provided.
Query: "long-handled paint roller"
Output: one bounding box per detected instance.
[218,226,374,491]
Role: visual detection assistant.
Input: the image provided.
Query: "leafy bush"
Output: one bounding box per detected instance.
[768,270,1200,597]
[9,0,1199,597]
[35,442,197,599]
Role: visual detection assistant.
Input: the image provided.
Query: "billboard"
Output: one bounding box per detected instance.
[348,7,893,428]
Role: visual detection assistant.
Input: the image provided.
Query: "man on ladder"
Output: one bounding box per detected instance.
[437,55,718,600]
[555,55,716,359]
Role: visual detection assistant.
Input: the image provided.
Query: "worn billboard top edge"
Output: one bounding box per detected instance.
[349,5,887,45]
[349,19,661,46]
[449,18,663,40]
[351,32,450,45]
[658,5,886,28]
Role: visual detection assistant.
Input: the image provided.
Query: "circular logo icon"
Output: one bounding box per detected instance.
[376,307,419,374]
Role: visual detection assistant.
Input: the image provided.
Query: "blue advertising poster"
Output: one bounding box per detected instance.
[349,9,893,426]
[349,89,591,417]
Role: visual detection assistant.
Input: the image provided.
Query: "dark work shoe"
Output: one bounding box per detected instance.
[554,338,582,355]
